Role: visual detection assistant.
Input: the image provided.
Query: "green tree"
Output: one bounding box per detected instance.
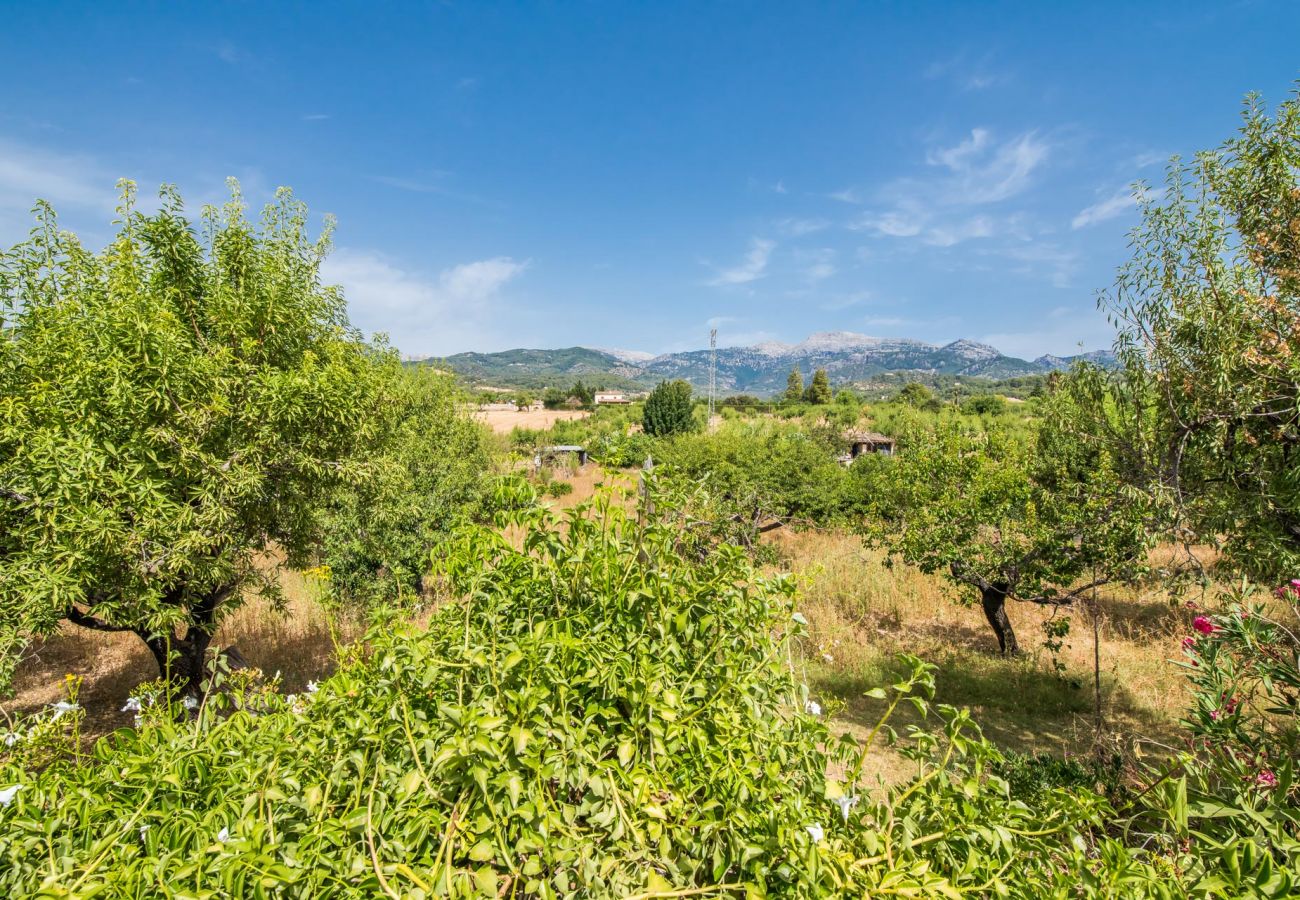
[569,379,595,408]
[541,387,566,409]
[962,394,1007,416]
[804,368,833,404]
[861,421,1148,654]
[0,182,384,694]
[642,380,696,436]
[317,369,489,608]
[784,367,804,403]
[513,392,534,411]
[896,382,934,407]
[1073,92,1300,582]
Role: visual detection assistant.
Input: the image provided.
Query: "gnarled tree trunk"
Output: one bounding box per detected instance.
[980,583,1019,655]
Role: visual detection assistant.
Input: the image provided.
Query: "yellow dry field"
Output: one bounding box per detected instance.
[474,408,589,434]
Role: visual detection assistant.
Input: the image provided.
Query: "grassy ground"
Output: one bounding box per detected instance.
[774,529,1195,785]
[5,462,1200,783]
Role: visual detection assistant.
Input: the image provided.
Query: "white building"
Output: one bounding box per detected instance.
[594,390,630,404]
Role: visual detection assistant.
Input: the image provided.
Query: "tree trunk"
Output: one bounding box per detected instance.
[134,583,231,698]
[139,624,214,699]
[980,584,1019,655]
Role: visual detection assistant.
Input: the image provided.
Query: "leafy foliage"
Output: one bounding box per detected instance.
[0,478,1211,898]
[1079,91,1300,582]
[0,182,383,693]
[316,368,490,608]
[641,379,696,436]
[785,368,804,403]
[803,369,832,405]
[859,417,1149,653]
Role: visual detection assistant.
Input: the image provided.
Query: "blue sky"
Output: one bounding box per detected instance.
[2,2,1297,358]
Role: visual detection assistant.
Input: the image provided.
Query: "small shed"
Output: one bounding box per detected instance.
[536,445,589,467]
[844,429,895,459]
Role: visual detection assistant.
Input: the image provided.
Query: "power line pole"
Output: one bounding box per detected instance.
[708,327,717,421]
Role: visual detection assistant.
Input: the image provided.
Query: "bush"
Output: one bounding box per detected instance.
[544,480,573,498]
[642,380,696,436]
[0,479,1181,898]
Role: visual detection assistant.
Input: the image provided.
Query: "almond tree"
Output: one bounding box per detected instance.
[861,420,1148,654]
[0,182,386,695]
[1077,91,1300,583]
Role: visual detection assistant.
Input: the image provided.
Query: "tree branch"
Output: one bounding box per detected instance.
[65,605,136,633]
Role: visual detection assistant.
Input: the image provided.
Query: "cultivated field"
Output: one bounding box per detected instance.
[474,407,589,433]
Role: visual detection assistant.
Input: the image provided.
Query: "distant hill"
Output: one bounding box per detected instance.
[415,331,1115,394]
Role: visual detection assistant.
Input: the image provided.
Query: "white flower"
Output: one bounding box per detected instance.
[182,696,199,710]
[217,827,230,842]
[139,824,150,841]
[822,653,834,663]
[0,785,23,807]
[805,700,822,717]
[3,731,20,747]
[791,612,808,626]
[121,697,142,713]
[49,701,79,720]
[832,795,859,822]
[306,681,319,694]
[806,823,824,843]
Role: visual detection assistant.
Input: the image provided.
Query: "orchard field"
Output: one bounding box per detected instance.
[1,94,1298,898]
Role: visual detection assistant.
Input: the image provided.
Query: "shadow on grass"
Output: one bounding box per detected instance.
[815,645,1184,765]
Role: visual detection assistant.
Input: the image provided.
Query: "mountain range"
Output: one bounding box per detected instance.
[418,331,1115,395]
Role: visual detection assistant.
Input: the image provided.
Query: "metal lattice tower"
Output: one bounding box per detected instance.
[708,328,718,420]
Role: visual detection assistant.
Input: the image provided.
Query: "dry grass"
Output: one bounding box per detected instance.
[475,408,589,434]
[4,566,354,744]
[6,469,1211,786]
[772,530,1200,785]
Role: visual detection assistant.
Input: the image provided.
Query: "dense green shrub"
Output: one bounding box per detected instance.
[316,369,490,607]
[0,478,1186,898]
[543,479,573,497]
[654,422,856,526]
[642,380,696,436]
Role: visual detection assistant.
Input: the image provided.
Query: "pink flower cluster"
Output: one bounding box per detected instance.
[1256,770,1278,789]
[1274,579,1300,599]
[1192,616,1218,636]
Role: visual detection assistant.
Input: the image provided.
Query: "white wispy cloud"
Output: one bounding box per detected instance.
[775,217,831,236]
[368,173,453,193]
[934,130,1051,204]
[924,53,1009,92]
[1131,150,1168,169]
[797,247,836,281]
[0,138,121,243]
[847,129,1050,248]
[819,291,872,311]
[1071,184,1159,229]
[215,41,249,65]
[0,139,116,212]
[322,249,529,354]
[996,241,1080,288]
[302,113,330,122]
[707,238,775,286]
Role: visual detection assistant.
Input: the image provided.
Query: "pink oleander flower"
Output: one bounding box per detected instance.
[1181,636,1197,651]
[1209,709,1221,721]
[1192,616,1218,636]
[1256,770,1278,789]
